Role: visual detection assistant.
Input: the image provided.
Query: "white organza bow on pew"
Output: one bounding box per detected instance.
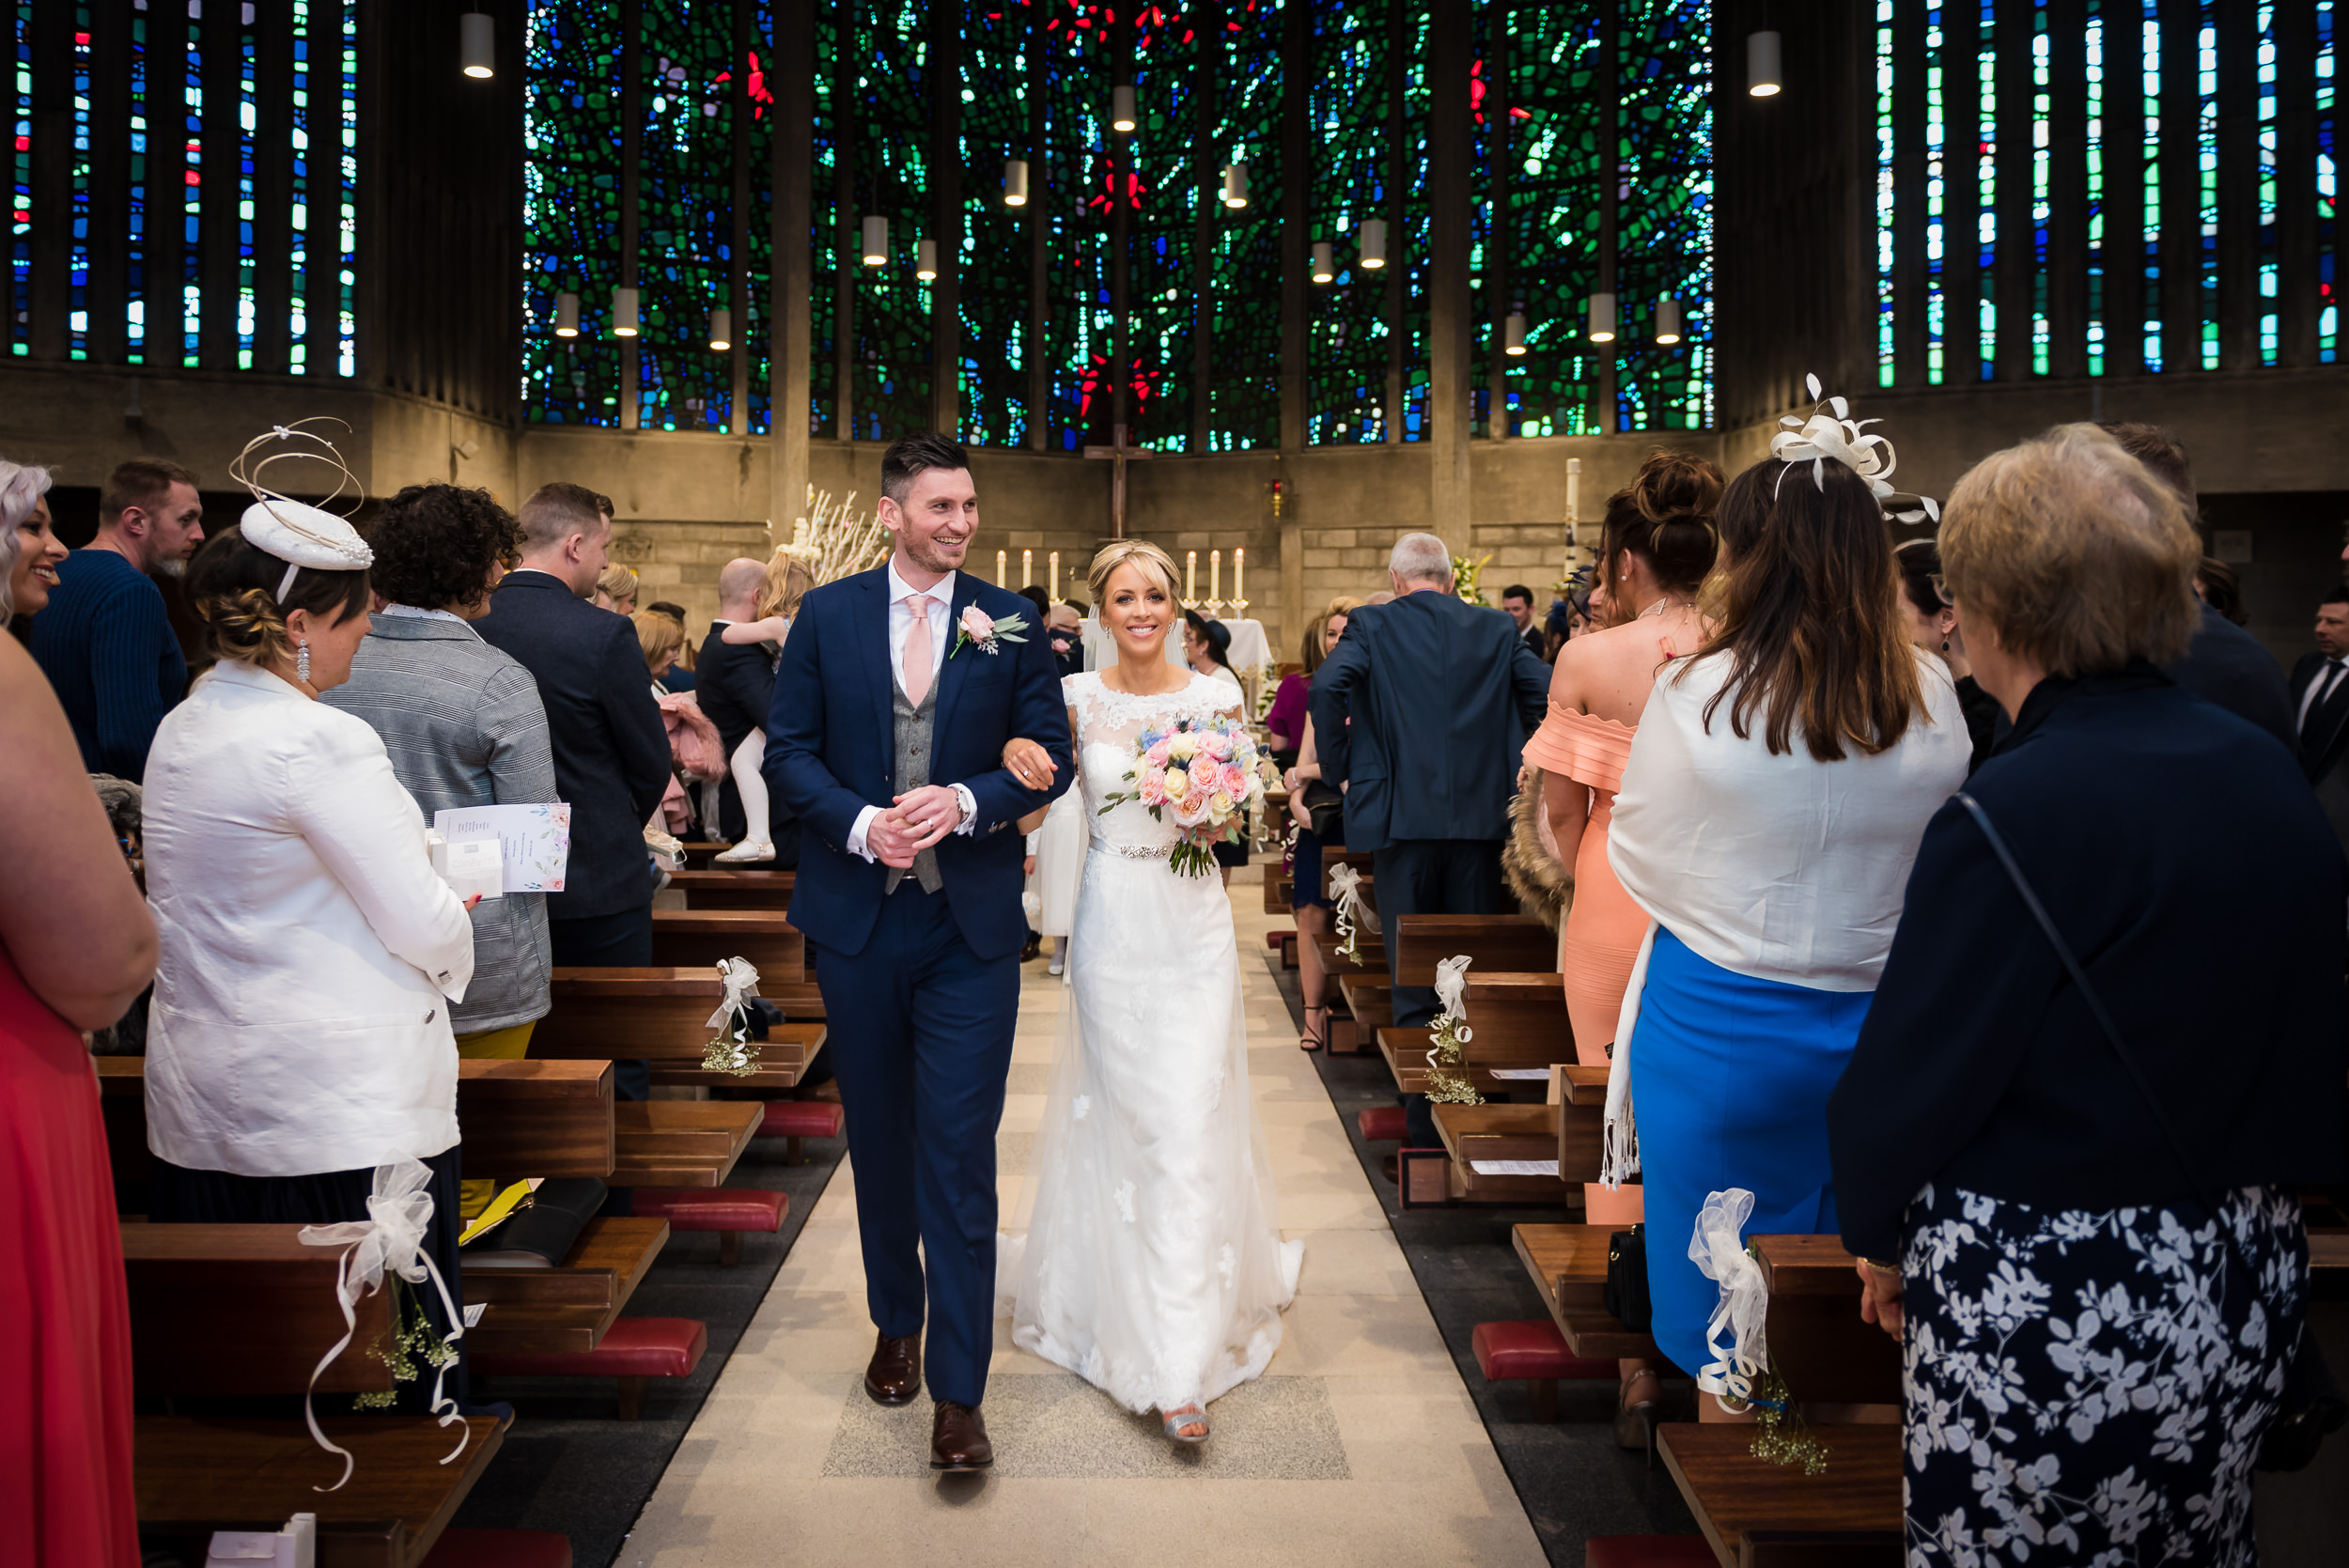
[296,1159,470,1489]
[1688,1187,1771,1406]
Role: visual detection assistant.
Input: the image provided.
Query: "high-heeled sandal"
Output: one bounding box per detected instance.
[1615,1368,1662,1467]
[1299,1003,1328,1052]
[1161,1403,1209,1444]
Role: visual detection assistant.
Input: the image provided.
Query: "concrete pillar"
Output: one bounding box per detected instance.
[771,0,813,529]
[1427,0,1471,536]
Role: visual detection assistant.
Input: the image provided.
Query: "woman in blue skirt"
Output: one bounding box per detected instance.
[1603,393,1969,1415]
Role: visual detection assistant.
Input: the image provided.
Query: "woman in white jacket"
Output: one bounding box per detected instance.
[142,495,483,1408]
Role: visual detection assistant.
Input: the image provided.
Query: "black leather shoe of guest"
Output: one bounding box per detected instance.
[864,1330,922,1406]
[931,1401,993,1471]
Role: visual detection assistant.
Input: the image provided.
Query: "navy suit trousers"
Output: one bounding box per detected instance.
[814,881,1021,1408]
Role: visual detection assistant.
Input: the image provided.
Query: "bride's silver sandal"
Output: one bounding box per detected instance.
[1161,1404,1209,1444]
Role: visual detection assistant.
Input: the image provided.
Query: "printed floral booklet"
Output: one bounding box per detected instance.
[432,802,572,895]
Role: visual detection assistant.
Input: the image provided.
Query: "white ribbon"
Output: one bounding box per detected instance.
[1326,863,1379,936]
[296,1159,470,1489]
[1769,372,1939,525]
[702,955,763,1032]
[1425,955,1474,1071]
[1688,1187,1771,1406]
[1598,922,1658,1188]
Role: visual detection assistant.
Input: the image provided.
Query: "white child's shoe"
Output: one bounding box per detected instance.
[714,839,775,863]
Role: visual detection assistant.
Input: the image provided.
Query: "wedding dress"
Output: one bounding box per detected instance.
[998,669,1304,1417]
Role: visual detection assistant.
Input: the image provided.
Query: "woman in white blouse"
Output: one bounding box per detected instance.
[142,507,481,1404]
[1605,438,1968,1420]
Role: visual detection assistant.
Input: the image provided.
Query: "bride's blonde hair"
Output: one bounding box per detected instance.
[1085,539,1180,605]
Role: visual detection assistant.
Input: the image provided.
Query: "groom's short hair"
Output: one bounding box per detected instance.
[880,432,972,505]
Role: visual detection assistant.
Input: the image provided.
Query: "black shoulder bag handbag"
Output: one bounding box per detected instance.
[1956,792,2345,1472]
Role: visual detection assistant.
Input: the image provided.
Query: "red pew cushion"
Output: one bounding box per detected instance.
[758,1100,845,1140]
[1584,1538,1720,1568]
[1471,1319,1616,1382]
[1357,1106,1408,1141]
[423,1530,573,1568]
[470,1316,708,1381]
[630,1187,787,1233]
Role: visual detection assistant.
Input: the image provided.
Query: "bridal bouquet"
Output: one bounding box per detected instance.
[1097,715,1273,878]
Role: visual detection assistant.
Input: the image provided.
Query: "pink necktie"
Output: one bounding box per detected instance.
[901,594,933,706]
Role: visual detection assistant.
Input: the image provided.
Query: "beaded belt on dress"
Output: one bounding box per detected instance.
[1091,841,1173,861]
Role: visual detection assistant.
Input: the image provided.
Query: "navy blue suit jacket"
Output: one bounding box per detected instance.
[1306,590,1550,851]
[474,570,673,920]
[765,567,1072,961]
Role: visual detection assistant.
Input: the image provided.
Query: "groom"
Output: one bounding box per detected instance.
[766,432,1073,1471]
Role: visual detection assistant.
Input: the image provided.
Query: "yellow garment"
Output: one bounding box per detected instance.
[454,1021,537,1219]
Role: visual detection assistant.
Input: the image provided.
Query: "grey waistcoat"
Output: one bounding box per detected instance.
[888,677,943,894]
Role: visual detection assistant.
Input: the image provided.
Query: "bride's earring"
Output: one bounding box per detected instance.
[295,641,311,684]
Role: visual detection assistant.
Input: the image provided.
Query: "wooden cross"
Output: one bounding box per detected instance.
[1081,424,1154,540]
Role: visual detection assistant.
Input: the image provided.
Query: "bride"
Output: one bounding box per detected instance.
[997,539,1303,1444]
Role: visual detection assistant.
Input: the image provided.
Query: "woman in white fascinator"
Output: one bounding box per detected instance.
[138,422,499,1417]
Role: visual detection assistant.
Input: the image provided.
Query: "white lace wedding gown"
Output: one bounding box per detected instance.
[998,670,1304,1416]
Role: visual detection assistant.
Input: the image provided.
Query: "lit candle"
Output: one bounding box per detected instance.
[1186,550,1197,599]
[1566,458,1581,525]
[1022,548,1033,587]
[997,549,1007,585]
[1049,551,1060,600]
[1209,550,1221,605]
[1234,547,1244,602]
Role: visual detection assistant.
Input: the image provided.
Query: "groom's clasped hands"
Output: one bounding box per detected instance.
[864,740,1061,868]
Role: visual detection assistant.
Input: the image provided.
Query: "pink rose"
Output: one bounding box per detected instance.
[1144,737,1173,768]
[1203,730,1232,760]
[1188,755,1219,793]
[1139,772,1170,807]
[958,605,995,643]
[1220,763,1247,797]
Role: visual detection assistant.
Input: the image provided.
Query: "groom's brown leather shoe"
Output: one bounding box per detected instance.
[864,1330,921,1406]
[930,1401,993,1471]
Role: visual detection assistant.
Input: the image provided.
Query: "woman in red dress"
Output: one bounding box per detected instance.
[0,462,160,1568]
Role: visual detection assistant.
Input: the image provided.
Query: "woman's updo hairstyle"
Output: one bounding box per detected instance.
[1892,536,1946,620]
[1598,449,1725,601]
[185,523,372,668]
[1086,538,1180,605]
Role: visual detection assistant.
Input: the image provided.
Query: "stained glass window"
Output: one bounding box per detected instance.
[522,1,625,424]
[847,0,933,444]
[1306,0,1392,443]
[957,3,1033,447]
[2318,0,2336,362]
[9,3,26,356]
[636,0,735,433]
[1611,0,1712,431]
[1206,0,1283,451]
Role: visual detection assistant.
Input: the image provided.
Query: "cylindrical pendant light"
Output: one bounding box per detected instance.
[915,238,939,281]
[553,290,580,337]
[1504,313,1527,356]
[1221,163,1250,210]
[612,286,639,337]
[1654,297,1685,345]
[459,11,494,79]
[1112,85,1137,133]
[1748,31,1782,97]
[1586,291,1616,344]
[860,214,888,267]
[708,307,731,351]
[1004,157,1030,208]
[1359,217,1388,271]
[1311,241,1333,284]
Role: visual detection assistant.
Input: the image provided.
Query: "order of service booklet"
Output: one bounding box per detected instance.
[433,801,572,896]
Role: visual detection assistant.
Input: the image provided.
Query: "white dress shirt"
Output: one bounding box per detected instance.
[843,559,979,863]
[142,660,477,1176]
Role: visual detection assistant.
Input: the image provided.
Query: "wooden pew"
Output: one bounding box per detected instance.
[1375,971,1576,1099]
[666,867,795,910]
[1751,1234,1904,1405]
[538,967,828,1090]
[1332,974,1391,1056]
[137,1414,510,1568]
[1392,913,1556,985]
[611,1100,763,1187]
[1658,1422,1903,1567]
[1511,1221,1660,1360]
[464,1215,671,1357]
[647,908,803,975]
[1430,1101,1580,1205]
[120,1223,394,1396]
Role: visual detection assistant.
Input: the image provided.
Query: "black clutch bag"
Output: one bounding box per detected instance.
[1605,1223,1651,1331]
[459,1176,608,1269]
[1299,780,1346,840]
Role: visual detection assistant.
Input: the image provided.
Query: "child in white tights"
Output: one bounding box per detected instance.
[711,554,813,863]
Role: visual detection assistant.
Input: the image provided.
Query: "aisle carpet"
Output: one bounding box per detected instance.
[446,1133,847,1568]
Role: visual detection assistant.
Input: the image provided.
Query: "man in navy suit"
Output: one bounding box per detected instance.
[474,482,672,1099]
[2292,588,2349,856]
[1310,533,1550,1144]
[767,433,1071,1471]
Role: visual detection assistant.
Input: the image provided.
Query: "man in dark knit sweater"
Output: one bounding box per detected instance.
[31,458,205,782]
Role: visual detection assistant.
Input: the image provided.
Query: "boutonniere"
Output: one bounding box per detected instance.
[949,604,1029,659]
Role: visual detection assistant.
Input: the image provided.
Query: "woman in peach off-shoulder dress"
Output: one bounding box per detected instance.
[1519,449,1721,1451]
